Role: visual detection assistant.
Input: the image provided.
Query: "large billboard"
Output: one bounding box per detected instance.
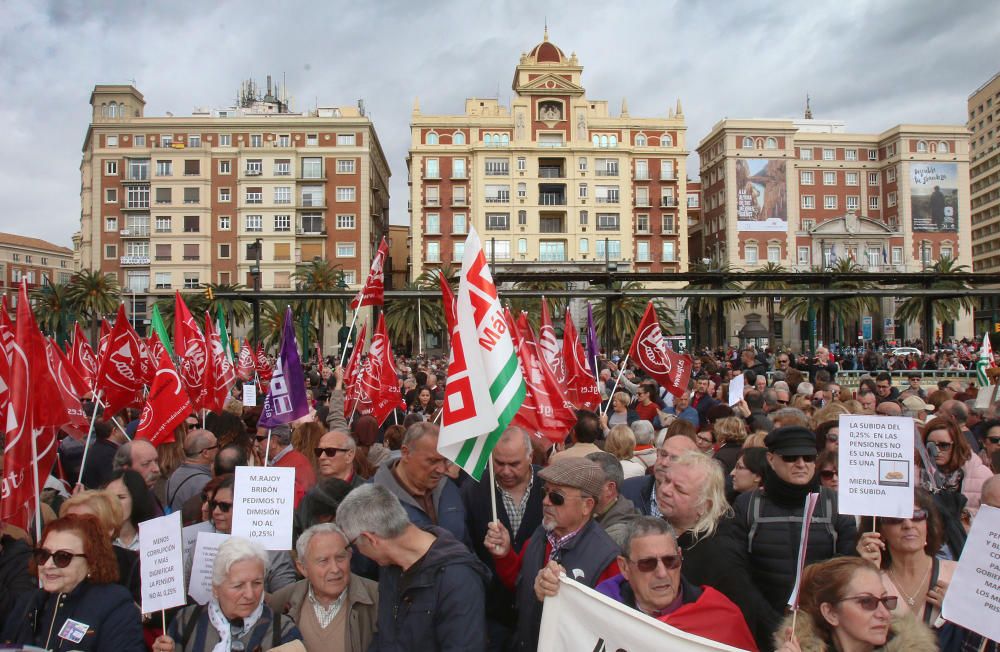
[910,162,959,232]
[736,159,787,232]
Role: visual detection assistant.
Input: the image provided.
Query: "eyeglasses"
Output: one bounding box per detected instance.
[988,436,1000,445]
[628,553,683,573]
[876,384,891,390]
[838,595,898,611]
[819,469,838,480]
[199,444,219,454]
[881,509,928,526]
[826,434,839,443]
[542,488,581,507]
[928,440,952,451]
[780,454,817,464]
[32,548,87,568]
[209,500,233,513]
[254,435,268,442]
[314,447,351,458]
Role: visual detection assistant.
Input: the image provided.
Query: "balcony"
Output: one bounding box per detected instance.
[485,195,510,204]
[125,201,150,209]
[596,196,620,204]
[660,171,676,181]
[539,168,564,178]
[635,198,651,207]
[120,228,150,237]
[245,169,262,176]
[296,227,327,236]
[451,196,467,207]
[539,251,567,262]
[120,256,150,266]
[661,198,677,208]
[299,198,326,208]
[634,173,650,181]
[539,193,566,206]
[485,168,510,176]
[596,168,619,177]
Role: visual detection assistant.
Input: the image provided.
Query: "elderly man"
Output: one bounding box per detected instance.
[940,398,983,453]
[901,395,934,423]
[165,429,217,512]
[875,400,902,417]
[256,424,316,507]
[373,421,468,544]
[666,393,699,427]
[267,523,378,652]
[485,458,620,651]
[535,516,756,650]
[586,452,639,548]
[620,434,699,515]
[796,346,838,384]
[113,439,161,489]
[336,484,488,651]
[858,390,878,414]
[316,428,364,488]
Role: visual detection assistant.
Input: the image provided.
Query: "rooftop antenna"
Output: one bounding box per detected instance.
[128,77,137,87]
[358,99,366,117]
[804,93,813,119]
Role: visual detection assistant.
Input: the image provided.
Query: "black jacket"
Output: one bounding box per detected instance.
[0,536,36,633]
[370,526,489,652]
[620,474,656,515]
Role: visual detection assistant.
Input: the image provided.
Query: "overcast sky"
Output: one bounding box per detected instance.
[3,0,999,248]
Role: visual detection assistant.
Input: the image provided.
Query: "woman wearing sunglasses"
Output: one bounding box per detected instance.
[775,557,936,652]
[920,416,993,511]
[1,514,145,652]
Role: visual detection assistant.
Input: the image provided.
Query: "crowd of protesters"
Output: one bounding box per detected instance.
[1,339,999,652]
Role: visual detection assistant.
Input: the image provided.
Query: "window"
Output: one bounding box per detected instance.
[868,172,878,186]
[517,157,526,171]
[126,186,149,208]
[579,210,588,225]
[106,135,118,147]
[245,215,263,232]
[104,244,118,260]
[426,242,441,262]
[486,240,510,260]
[219,188,231,202]
[183,273,199,290]
[155,216,171,232]
[596,239,621,260]
[273,271,291,288]
[336,159,355,174]
[273,187,291,204]
[302,157,322,179]
[336,214,356,229]
[337,134,356,146]
[517,182,526,199]
[917,140,928,153]
[579,238,589,254]
[452,186,466,205]
[275,134,289,147]
[486,213,510,230]
[183,215,199,232]
[595,185,619,203]
[425,186,439,206]
[662,242,676,263]
[823,171,836,185]
[801,195,815,209]
[448,131,464,145]
[250,134,262,148]
[891,247,903,265]
[798,246,811,266]
[245,187,262,204]
[887,191,897,207]
[184,160,200,175]
[635,160,649,180]
[868,149,878,161]
[869,196,880,210]
[24,255,32,264]
[246,159,262,175]
[274,215,291,232]
[800,170,814,185]
[452,159,466,179]
[301,213,324,233]
[518,210,528,226]
[105,216,118,231]
[937,141,949,154]
[453,242,465,262]
[636,134,648,147]
[219,160,231,174]
[846,196,860,210]
[886,167,896,183]
[635,187,649,206]
[824,195,837,209]
[105,188,117,203]
[845,172,859,186]
[800,147,813,160]
[424,158,439,179]
[105,160,118,175]
[822,148,835,161]
[183,187,199,204]
[578,157,587,172]
[596,159,619,176]
[183,244,199,261]
[155,272,171,290]
[306,134,318,146]
[218,215,231,231]
[274,243,291,261]
[661,214,675,233]
[579,183,587,198]
[342,271,356,285]
[745,243,758,264]
[452,214,467,234]
[219,134,231,147]
[660,160,675,180]
[484,184,510,203]
[246,242,262,261]
[426,213,440,234]
[133,135,145,147]
[485,158,509,175]
[743,137,754,148]
[767,245,781,263]
[301,186,324,207]
[636,214,649,232]
[160,135,172,147]
[765,137,778,150]
[518,238,529,256]
[336,187,356,202]
[845,149,858,161]
[636,241,650,261]
[273,159,290,176]
[597,213,620,230]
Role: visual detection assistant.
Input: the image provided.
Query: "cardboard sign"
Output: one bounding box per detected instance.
[232,466,295,550]
[188,531,229,605]
[138,511,186,614]
[727,374,745,407]
[941,506,1000,641]
[838,415,915,518]
[242,383,257,407]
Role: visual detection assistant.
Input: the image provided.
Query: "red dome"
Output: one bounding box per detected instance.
[528,40,565,64]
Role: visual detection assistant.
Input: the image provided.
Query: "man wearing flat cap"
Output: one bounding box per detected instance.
[728,425,857,644]
[484,457,620,651]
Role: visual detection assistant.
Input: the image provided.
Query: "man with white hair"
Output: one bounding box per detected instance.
[630,420,657,468]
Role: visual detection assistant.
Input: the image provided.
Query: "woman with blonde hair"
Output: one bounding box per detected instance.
[712,416,748,475]
[605,424,646,479]
[292,420,327,473]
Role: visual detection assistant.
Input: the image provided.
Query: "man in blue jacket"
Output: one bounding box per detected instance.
[337,484,489,652]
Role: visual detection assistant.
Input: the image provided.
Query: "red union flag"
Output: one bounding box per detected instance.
[44,339,88,440]
[628,301,692,398]
[204,313,235,413]
[136,347,192,446]
[0,295,15,362]
[538,301,566,384]
[510,312,577,443]
[236,339,255,381]
[70,322,97,391]
[357,314,402,426]
[255,343,273,382]
[174,292,209,410]
[563,309,601,411]
[342,323,368,418]
[95,304,144,418]
[350,237,388,310]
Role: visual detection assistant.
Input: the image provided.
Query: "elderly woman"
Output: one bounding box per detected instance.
[156,538,301,652]
[602,391,636,430]
[775,557,935,652]
[605,424,646,479]
[1,514,145,652]
[921,416,993,511]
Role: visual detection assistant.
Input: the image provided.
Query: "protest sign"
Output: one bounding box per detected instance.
[138,512,185,614]
[941,506,1000,641]
[182,521,213,566]
[538,576,747,651]
[242,383,256,407]
[728,374,745,407]
[838,415,915,518]
[188,531,228,605]
[232,465,294,550]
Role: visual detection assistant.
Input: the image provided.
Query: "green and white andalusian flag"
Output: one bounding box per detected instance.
[438,227,526,480]
[975,331,994,409]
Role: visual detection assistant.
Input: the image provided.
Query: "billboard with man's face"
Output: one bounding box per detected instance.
[910,163,958,232]
[736,159,787,232]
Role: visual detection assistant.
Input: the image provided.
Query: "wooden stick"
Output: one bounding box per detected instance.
[263,429,272,467]
[488,453,501,554]
[77,390,104,486]
[161,610,167,634]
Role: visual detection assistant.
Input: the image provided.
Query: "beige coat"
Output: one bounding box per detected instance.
[267,575,378,652]
[773,609,937,652]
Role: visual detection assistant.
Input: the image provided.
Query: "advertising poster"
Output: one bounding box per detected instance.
[736,159,787,232]
[910,162,959,232]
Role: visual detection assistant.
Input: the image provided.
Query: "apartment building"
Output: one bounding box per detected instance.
[696,116,971,346]
[78,80,390,341]
[408,31,689,286]
[969,71,1000,333]
[0,232,74,307]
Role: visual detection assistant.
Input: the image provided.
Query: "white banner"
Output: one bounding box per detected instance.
[232,465,295,550]
[941,506,1000,641]
[538,577,748,652]
[138,511,186,614]
[188,531,229,605]
[838,415,915,518]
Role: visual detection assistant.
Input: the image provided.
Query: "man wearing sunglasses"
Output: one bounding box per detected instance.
[314,429,362,487]
[485,458,620,652]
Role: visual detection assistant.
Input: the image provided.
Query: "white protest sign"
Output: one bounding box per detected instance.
[538,576,747,651]
[243,383,257,407]
[941,506,1000,641]
[188,531,228,605]
[727,374,745,407]
[232,465,295,550]
[138,511,186,614]
[182,521,213,565]
[838,415,914,518]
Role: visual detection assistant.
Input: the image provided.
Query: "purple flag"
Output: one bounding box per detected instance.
[259,307,310,428]
[585,304,600,376]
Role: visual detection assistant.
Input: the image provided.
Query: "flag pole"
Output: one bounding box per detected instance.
[488,453,500,540]
[263,429,272,467]
[30,424,43,543]
[339,309,360,367]
[77,389,104,486]
[601,354,630,416]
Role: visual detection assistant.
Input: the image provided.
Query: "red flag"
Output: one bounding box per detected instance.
[0,296,15,362]
[149,333,169,364]
[538,301,567,384]
[439,272,456,334]
[255,343,273,382]
[349,237,388,310]
[135,347,192,446]
[356,315,402,426]
[97,319,112,360]
[510,312,577,443]
[236,339,255,381]
[628,301,692,398]
[174,292,209,410]
[204,313,235,413]
[563,309,601,411]
[95,304,144,418]
[1,282,66,530]
[343,323,368,418]
[137,337,155,387]
[70,322,97,391]
[44,339,89,440]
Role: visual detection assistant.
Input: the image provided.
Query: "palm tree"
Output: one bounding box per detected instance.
[385,280,445,354]
[202,282,252,328]
[590,281,674,352]
[151,292,209,335]
[292,259,346,355]
[31,282,75,344]
[506,280,567,332]
[895,256,976,341]
[746,262,789,345]
[684,260,743,348]
[66,269,121,344]
[260,300,315,353]
[783,259,878,344]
